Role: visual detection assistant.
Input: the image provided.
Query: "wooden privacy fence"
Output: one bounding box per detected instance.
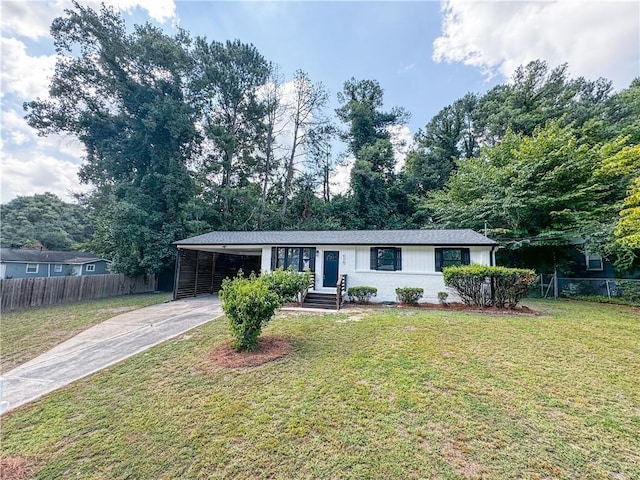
[0,274,156,312]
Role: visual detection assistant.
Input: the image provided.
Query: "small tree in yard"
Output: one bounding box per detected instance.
[220,274,280,352]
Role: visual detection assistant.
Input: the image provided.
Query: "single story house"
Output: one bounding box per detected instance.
[173,230,498,306]
[0,248,109,279]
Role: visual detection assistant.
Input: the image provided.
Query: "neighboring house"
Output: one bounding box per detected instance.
[173,230,498,305]
[0,249,109,279]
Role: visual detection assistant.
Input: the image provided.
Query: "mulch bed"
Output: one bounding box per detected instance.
[0,457,36,480]
[207,335,292,368]
[343,302,540,315]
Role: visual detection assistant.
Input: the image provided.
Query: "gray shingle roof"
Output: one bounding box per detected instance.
[0,249,105,264]
[175,230,497,247]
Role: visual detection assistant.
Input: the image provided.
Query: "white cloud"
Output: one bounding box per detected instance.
[2,108,85,159]
[329,157,353,197]
[0,37,57,99]
[0,0,177,40]
[387,124,414,173]
[433,0,640,89]
[1,153,89,203]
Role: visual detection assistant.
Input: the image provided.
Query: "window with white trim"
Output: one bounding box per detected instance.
[54,264,63,273]
[585,253,603,271]
[435,248,471,272]
[370,247,402,271]
[86,264,96,272]
[271,247,316,272]
[26,263,39,274]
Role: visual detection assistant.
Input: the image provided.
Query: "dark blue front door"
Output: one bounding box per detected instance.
[323,251,339,287]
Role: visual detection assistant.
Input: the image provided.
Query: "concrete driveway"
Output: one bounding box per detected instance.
[1,295,223,414]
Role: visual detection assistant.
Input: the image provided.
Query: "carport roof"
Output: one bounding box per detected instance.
[175,229,498,247]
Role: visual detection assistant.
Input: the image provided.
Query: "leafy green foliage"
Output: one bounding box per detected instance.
[347,286,377,303]
[0,193,91,250]
[616,280,640,303]
[24,3,199,276]
[437,291,449,305]
[220,273,280,351]
[263,268,312,304]
[443,265,536,308]
[395,287,424,305]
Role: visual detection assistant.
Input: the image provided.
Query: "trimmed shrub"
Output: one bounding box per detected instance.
[437,291,449,305]
[264,268,312,304]
[616,280,640,303]
[443,265,536,308]
[396,287,424,305]
[220,273,280,352]
[347,286,377,303]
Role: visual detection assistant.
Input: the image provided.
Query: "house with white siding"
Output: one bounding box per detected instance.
[173,230,498,308]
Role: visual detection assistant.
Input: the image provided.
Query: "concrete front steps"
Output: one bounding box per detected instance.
[302,292,338,310]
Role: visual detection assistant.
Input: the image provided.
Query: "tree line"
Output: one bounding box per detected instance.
[2,2,638,277]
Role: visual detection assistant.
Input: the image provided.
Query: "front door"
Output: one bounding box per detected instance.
[323,251,339,287]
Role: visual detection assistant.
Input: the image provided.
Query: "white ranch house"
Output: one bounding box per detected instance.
[174,230,498,307]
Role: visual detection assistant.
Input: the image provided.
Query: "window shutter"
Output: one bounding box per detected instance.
[462,248,471,265]
[271,247,277,270]
[395,248,402,271]
[310,248,316,272]
[370,247,378,270]
[435,249,443,272]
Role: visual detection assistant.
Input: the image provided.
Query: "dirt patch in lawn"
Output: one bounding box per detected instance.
[207,335,292,368]
[0,456,36,480]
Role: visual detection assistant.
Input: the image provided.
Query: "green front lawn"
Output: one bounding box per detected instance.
[1,293,172,373]
[2,300,639,479]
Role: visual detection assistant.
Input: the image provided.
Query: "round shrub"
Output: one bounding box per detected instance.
[220,273,280,352]
[396,287,424,305]
[347,286,378,303]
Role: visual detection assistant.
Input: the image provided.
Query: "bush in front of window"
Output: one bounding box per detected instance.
[395,287,424,305]
[443,265,536,308]
[347,286,377,303]
[263,268,313,304]
[220,273,280,352]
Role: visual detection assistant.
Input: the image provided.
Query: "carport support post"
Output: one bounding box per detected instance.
[173,249,181,301]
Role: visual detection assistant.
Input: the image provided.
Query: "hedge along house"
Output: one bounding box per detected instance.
[173,230,498,307]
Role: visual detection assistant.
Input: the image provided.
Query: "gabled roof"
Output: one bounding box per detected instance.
[0,248,106,264]
[175,229,498,247]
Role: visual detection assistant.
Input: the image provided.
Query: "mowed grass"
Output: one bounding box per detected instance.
[1,300,639,479]
[0,293,172,373]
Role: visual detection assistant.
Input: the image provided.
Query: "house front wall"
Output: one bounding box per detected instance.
[261,244,494,303]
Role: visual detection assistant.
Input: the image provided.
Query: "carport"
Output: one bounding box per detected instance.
[173,246,262,299]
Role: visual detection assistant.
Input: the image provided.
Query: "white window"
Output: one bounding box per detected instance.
[54,264,63,273]
[86,264,96,272]
[26,263,39,274]
[586,253,603,271]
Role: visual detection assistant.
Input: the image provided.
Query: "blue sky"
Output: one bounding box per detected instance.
[1,0,639,203]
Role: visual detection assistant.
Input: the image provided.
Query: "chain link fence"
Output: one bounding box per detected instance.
[529,275,640,303]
